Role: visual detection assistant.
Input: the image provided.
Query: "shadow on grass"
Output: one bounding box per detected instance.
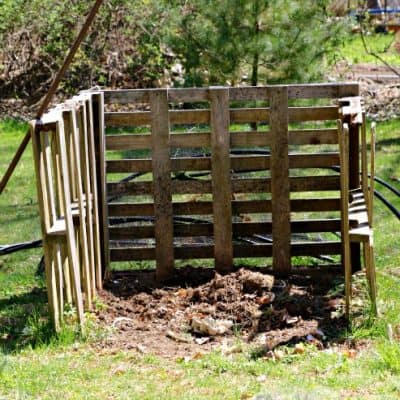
[0,287,56,353]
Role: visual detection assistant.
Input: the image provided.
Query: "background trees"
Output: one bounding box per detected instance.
[0,0,348,100]
[164,0,346,87]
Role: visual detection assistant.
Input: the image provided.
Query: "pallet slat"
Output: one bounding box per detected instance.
[105,128,339,151]
[108,219,342,240]
[109,241,342,262]
[150,90,174,281]
[270,87,291,274]
[103,83,359,104]
[210,88,233,272]
[107,176,340,197]
[104,106,338,127]
[106,153,340,173]
[107,197,341,217]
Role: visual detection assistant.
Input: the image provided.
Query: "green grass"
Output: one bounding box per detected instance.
[339,32,400,66]
[1,115,400,399]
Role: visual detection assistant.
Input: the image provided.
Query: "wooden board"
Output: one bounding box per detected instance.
[108,219,342,240]
[109,241,342,262]
[150,90,174,281]
[106,153,339,174]
[103,83,359,104]
[210,88,233,272]
[104,106,338,128]
[105,128,339,151]
[107,176,340,197]
[107,197,341,217]
[270,86,291,274]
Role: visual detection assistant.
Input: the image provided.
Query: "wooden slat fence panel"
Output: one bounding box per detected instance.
[31,93,104,329]
[101,85,359,280]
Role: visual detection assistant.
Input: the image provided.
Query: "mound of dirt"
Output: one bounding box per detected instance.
[95,268,347,358]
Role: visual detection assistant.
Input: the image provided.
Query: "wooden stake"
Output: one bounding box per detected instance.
[210,87,233,273]
[150,90,174,282]
[270,86,291,275]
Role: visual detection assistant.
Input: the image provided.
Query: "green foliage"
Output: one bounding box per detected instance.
[164,0,349,86]
[0,0,351,97]
[0,0,170,97]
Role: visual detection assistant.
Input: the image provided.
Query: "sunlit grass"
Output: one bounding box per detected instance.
[339,32,400,65]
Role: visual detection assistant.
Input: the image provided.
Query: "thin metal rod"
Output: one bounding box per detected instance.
[0,0,104,196]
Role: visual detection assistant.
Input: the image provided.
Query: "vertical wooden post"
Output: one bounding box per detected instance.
[78,101,96,299]
[92,92,109,281]
[150,90,174,282]
[270,86,291,275]
[86,96,103,290]
[70,108,92,310]
[58,116,85,326]
[31,123,60,330]
[210,87,233,273]
[348,121,361,272]
[339,121,351,318]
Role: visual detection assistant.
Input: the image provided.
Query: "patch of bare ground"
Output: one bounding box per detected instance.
[92,267,357,359]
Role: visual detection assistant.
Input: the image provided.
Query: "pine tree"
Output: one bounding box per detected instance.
[165,0,347,86]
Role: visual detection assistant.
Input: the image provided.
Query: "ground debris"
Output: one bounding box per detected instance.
[97,267,346,358]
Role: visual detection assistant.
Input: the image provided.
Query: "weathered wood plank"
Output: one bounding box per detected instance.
[93,92,110,281]
[103,83,359,105]
[210,88,233,272]
[57,116,85,326]
[288,83,359,99]
[86,95,103,289]
[109,219,342,240]
[105,128,339,151]
[31,124,60,329]
[107,176,340,197]
[70,108,92,310]
[339,121,352,317]
[104,107,338,128]
[106,153,340,174]
[109,241,342,262]
[270,86,291,274]
[150,90,174,281]
[77,102,96,300]
[107,197,340,217]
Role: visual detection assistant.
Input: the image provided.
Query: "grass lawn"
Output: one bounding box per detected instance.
[339,32,400,66]
[0,112,399,399]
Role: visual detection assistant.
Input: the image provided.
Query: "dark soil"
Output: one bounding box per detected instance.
[94,267,349,359]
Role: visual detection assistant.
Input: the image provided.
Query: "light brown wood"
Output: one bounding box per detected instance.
[61,243,72,304]
[150,90,174,281]
[103,83,359,105]
[105,106,338,128]
[109,241,342,262]
[106,153,340,174]
[78,103,96,300]
[85,95,103,289]
[270,87,291,274]
[109,219,342,240]
[210,88,233,272]
[106,128,338,151]
[58,114,85,325]
[339,121,352,318]
[107,197,341,218]
[107,175,340,197]
[93,92,110,280]
[369,122,376,227]
[70,108,92,310]
[31,123,60,330]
